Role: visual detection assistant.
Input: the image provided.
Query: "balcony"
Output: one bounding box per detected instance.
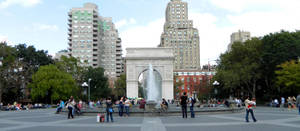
[68,42,72,46]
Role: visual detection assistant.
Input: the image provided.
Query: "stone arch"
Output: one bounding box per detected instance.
[125,48,174,100]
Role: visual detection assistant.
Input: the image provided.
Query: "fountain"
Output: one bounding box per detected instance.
[145,64,160,111]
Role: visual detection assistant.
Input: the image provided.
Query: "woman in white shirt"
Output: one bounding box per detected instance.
[124,97,130,117]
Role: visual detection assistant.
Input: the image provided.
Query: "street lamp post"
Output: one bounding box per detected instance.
[82,82,88,102]
[213,81,220,98]
[82,78,92,102]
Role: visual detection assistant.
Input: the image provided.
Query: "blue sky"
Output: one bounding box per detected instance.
[1,0,300,65]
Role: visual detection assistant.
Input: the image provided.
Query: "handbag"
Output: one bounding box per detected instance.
[109,108,113,113]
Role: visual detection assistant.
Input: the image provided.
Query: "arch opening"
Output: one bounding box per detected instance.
[138,68,162,100]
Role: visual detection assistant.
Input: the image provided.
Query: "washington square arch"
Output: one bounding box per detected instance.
[125,48,174,100]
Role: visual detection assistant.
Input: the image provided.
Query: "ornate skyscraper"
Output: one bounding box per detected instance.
[159,0,200,70]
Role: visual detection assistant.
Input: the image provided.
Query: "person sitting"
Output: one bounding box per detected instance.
[56,100,64,114]
[139,99,146,110]
[161,98,169,111]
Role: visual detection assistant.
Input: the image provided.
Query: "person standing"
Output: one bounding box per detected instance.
[281,97,285,109]
[244,97,257,122]
[106,97,114,122]
[180,92,188,118]
[296,94,300,115]
[124,97,130,117]
[119,97,124,117]
[189,97,195,118]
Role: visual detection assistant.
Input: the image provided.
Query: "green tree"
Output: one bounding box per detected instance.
[83,67,110,100]
[275,60,300,95]
[0,42,16,103]
[261,31,300,94]
[215,38,263,98]
[113,74,126,98]
[29,65,78,104]
[55,56,85,85]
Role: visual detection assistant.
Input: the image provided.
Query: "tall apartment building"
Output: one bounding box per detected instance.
[68,3,123,80]
[227,30,251,51]
[99,17,123,78]
[159,0,200,70]
[68,3,101,67]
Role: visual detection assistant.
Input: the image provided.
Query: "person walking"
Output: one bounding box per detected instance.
[189,97,195,118]
[180,92,188,118]
[244,97,257,122]
[106,97,114,122]
[296,94,300,115]
[66,99,74,119]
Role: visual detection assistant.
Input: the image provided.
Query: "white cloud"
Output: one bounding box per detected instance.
[189,12,234,65]
[210,0,300,13]
[0,34,14,45]
[0,35,8,42]
[0,0,41,9]
[115,18,137,29]
[227,12,300,37]
[115,19,127,29]
[120,18,164,55]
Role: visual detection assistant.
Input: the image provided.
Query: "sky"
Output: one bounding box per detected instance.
[1,0,300,66]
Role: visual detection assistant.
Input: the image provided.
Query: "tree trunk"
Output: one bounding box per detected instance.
[252,82,256,99]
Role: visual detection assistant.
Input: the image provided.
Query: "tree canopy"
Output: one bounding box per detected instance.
[113,74,126,98]
[275,60,300,95]
[29,65,78,103]
[83,67,111,100]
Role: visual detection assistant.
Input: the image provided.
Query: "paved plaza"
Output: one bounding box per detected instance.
[0,107,299,131]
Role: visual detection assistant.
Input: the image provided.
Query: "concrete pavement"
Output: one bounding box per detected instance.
[0,107,299,131]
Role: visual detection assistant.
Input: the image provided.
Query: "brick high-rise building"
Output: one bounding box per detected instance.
[159,0,200,70]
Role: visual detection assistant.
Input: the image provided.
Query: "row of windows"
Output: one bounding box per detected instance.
[72,44,92,48]
[174,72,216,76]
[73,40,93,43]
[72,50,92,53]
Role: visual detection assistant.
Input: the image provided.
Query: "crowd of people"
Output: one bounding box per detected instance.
[1,93,299,123]
[0,102,51,111]
[270,96,298,109]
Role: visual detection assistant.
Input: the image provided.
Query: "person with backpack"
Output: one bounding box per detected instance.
[189,97,196,118]
[180,92,188,118]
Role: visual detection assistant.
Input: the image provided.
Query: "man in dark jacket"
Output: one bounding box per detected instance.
[180,92,188,118]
